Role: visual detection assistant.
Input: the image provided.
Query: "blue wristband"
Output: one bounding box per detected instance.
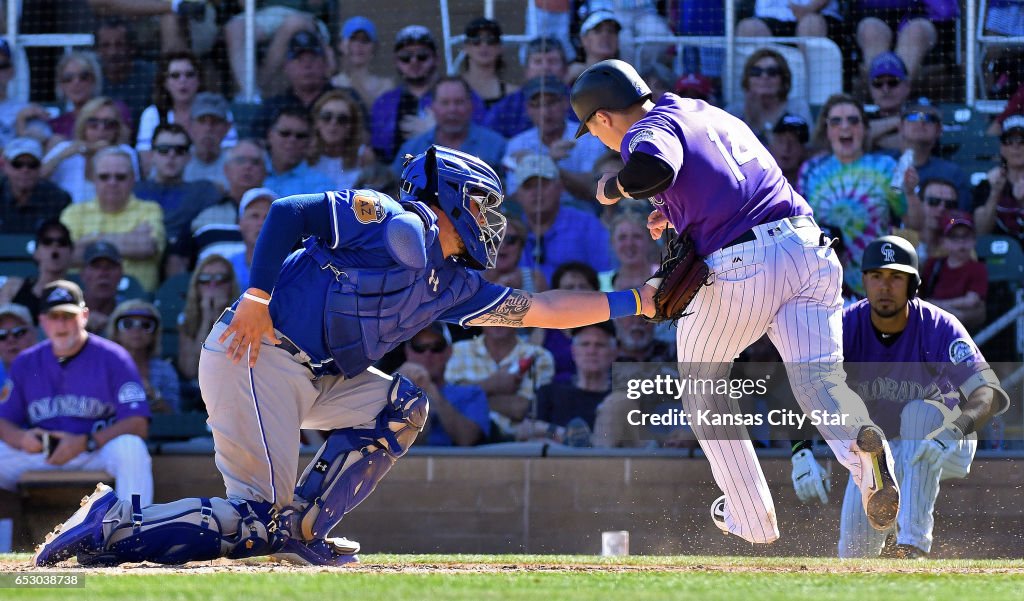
[607,289,641,319]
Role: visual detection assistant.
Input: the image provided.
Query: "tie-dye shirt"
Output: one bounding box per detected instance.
[797,152,905,295]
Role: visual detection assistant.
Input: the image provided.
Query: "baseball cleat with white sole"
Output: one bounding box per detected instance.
[33,483,118,566]
[856,425,900,530]
[270,537,360,566]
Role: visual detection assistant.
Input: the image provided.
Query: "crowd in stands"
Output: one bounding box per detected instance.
[0,0,1021,480]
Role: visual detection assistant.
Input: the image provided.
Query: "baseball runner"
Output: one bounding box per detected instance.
[34,145,656,567]
[790,236,1008,558]
[571,59,899,543]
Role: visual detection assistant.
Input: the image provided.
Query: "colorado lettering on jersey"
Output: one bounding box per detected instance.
[27,395,115,423]
[853,377,939,404]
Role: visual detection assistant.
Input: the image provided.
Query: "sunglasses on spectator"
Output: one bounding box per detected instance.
[467,35,500,46]
[197,273,231,285]
[748,66,781,78]
[274,129,310,140]
[154,144,190,156]
[39,236,71,247]
[904,111,940,124]
[923,196,957,208]
[167,70,197,80]
[0,62,11,71]
[318,111,352,126]
[230,155,263,166]
[827,115,862,127]
[1001,134,1024,146]
[871,78,902,90]
[410,340,447,353]
[0,326,29,342]
[97,172,130,182]
[397,51,432,64]
[117,318,156,333]
[61,70,95,83]
[86,117,119,130]
[10,158,40,170]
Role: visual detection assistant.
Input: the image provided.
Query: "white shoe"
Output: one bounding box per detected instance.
[855,425,900,530]
[710,495,728,534]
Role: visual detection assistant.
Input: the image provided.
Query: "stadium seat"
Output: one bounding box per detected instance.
[154,273,191,332]
[148,413,210,442]
[0,233,35,261]
[976,235,1024,284]
[0,261,37,278]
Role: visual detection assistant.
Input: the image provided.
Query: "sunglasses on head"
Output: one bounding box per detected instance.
[410,340,447,353]
[748,66,780,78]
[318,111,352,126]
[10,158,40,170]
[86,117,119,130]
[154,144,190,156]
[275,129,310,140]
[827,115,862,127]
[117,317,156,333]
[397,51,432,64]
[904,111,940,124]
[467,35,500,46]
[197,272,230,285]
[61,70,94,84]
[167,70,197,80]
[97,172,129,182]
[0,326,29,342]
[871,78,902,90]
[39,235,71,247]
[923,195,957,208]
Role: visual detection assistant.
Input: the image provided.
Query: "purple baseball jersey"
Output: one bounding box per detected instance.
[620,94,812,256]
[0,335,150,434]
[842,298,998,438]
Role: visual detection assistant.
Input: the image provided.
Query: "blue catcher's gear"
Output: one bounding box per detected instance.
[400,145,506,270]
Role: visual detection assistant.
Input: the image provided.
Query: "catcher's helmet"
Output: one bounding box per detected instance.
[570,59,651,139]
[860,235,920,299]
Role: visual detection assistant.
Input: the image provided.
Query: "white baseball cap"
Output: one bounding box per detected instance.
[239,187,277,217]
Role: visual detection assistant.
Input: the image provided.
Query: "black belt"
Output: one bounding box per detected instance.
[723,215,816,249]
[217,308,307,361]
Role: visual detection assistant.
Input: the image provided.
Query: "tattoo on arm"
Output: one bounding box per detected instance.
[468,291,533,327]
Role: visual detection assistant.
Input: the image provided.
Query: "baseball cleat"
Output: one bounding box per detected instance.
[892,544,928,559]
[270,537,360,566]
[855,425,900,531]
[710,495,729,534]
[33,483,118,566]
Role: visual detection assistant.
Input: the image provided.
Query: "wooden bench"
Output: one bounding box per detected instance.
[14,470,114,552]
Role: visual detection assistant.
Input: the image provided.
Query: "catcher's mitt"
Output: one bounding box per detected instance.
[646,228,710,322]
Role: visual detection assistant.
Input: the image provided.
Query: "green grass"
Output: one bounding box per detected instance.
[2,554,1022,601]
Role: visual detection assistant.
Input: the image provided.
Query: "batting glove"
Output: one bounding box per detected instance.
[911,423,964,470]
[791,449,830,505]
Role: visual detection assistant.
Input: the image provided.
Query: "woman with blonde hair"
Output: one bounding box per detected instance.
[49,51,131,138]
[598,211,660,292]
[107,300,181,414]
[308,89,374,190]
[176,254,240,381]
[726,48,812,141]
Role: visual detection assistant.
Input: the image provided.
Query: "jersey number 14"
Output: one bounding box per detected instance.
[706,124,769,182]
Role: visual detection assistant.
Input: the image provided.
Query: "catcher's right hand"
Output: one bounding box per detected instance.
[791,448,831,504]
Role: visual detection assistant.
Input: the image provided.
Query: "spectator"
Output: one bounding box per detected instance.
[396,323,489,447]
[0,220,73,319]
[767,113,810,187]
[0,137,71,233]
[49,51,131,139]
[256,29,337,138]
[482,216,547,293]
[176,254,239,382]
[524,0,574,60]
[264,108,333,198]
[920,212,988,331]
[910,177,960,260]
[184,93,233,191]
[308,89,374,190]
[737,0,843,39]
[799,94,906,296]
[391,77,506,176]
[484,36,572,139]
[94,18,157,123]
[514,153,613,282]
[889,98,971,212]
[502,75,607,203]
[0,280,152,505]
[228,187,276,288]
[865,52,913,152]
[598,211,659,291]
[42,96,139,205]
[0,303,37,383]
[461,18,518,110]
[135,123,221,257]
[640,63,676,102]
[726,49,812,142]
[370,26,442,163]
[673,73,717,105]
[87,0,202,54]
[974,115,1024,241]
[446,325,555,440]
[0,38,26,148]
[330,16,394,108]
[988,83,1024,136]
[565,9,621,85]
[585,1,674,67]
[614,314,673,362]
[79,240,127,336]
[60,147,165,292]
[539,261,601,385]
[106,299,180,414]
[853,1,940,82]
[190,139,268,234]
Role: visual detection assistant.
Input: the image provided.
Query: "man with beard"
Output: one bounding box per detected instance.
[613,314,672,362]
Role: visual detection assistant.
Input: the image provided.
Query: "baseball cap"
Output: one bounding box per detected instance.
[580,9,621,37]
[1001,114,1024,138]
[869,52,908,82]
[395,25,436,52]
[514,153,559,187]
[941,210,975,235]
[0,303,32,326]
[3,137,42,161]
[773,113,810,144]
[522,75,568,100]
[572,320,616,339]
[465,17,502,40]
[287,30,324,60]
[239,187,277,217]
[341,16,377,42]
[901,96,940,118]
[190,92,230,121]
[40,280,86,315]
[35,219,71,246]
[673,73,714,100]
[83,240,122,265]
[415,322,452,346]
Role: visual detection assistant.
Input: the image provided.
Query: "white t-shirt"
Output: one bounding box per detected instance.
[754,0,842,22]
[136,105,239,151]
[44,141,141,204]
[309,155,360,192]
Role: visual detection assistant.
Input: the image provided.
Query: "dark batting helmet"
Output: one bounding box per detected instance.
[860,235,920,299]
[570,59,651,139]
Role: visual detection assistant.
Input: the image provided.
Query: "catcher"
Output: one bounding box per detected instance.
[572,59,900,543]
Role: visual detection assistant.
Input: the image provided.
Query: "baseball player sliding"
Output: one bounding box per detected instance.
[34,145,657,567]
[571,59,899,543]
[791,236,1008,558]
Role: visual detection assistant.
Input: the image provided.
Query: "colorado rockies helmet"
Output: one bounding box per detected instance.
[570,59,652,139]
[860,235,920,299]
[399,145,507,270]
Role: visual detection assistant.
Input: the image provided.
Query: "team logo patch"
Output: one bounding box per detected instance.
[948,338,975,364]
[351,192,386,224]
[118,381,147,405]
[628,128,656,153]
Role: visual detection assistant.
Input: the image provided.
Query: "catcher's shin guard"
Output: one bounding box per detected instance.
[293,375,428,540]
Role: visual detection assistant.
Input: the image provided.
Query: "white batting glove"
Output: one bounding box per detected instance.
[791,449,831,505]
[911,423,964,470]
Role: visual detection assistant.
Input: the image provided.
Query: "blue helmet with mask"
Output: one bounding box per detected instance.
[399,145,506,270]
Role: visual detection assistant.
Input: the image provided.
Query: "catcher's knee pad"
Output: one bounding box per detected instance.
[293,375,428,540]
[82,495,286,565]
